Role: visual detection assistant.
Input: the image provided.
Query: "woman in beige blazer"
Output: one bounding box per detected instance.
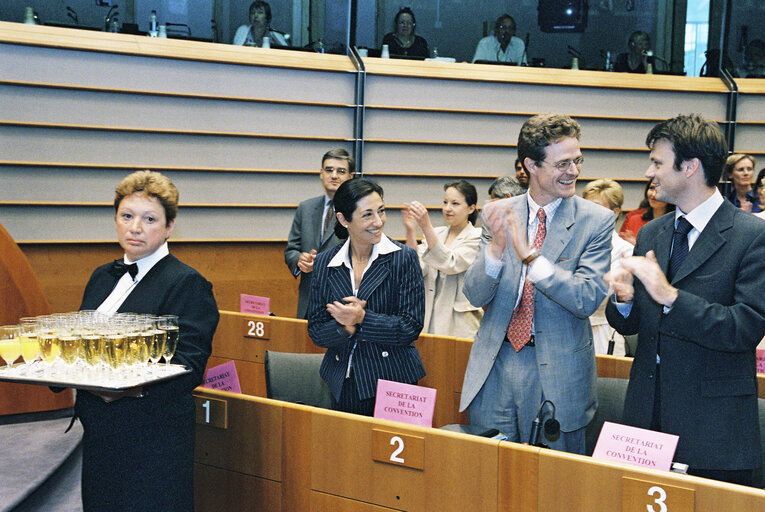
[404,180,483,339]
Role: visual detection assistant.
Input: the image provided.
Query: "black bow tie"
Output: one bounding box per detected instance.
[109,259,139,280]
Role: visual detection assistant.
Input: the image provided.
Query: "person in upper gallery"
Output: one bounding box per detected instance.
[515,157,529,189]
[723,153,761,213]
[77,170,219,511]
[489,174,524,201]
[618,181,675,245]
[472,14,527,65]
[460,114,613,453]
[739,38,765,78]
[403,180,484,339]
[582,179,634,356]
[605,114,765,486]
[756,169,765,220]
[307,179,425,416]
[614,31,652,73]
[285,149,355,319]
[233,1,288,47]
[380,7,429,58]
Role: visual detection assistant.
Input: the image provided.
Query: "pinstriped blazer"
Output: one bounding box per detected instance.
[307,237,426,402]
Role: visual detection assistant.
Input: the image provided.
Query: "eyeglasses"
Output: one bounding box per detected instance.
[541,156,584,172]
[322,167,349,176]
[397,20,414,26]
[497,24,515,31]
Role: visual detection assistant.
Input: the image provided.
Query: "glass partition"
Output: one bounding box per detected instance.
[1,0,759,77]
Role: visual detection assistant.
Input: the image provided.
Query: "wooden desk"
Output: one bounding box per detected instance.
[193,388,765,511]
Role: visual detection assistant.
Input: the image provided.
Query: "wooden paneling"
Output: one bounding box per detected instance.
[497,442,541,512]
[19,242,300,317]
[194,391,282,480]
[193,464,281,511]
[311,491,401,511]
[310,411,500,511]
[192,388,765,512]
[0,222,73,415]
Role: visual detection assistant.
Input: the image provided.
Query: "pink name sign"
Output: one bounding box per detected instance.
[240,293,270,315]
[757,349,765,374]
[201,360,241,394]
[373,380,437,428]
[592,421,679,471]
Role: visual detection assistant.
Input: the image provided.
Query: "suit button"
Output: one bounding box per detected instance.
[335,355,340,361]
[648,371,654,379]
[381,351,389,358]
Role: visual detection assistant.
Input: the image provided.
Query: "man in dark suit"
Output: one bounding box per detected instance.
[606,114,765,486]
[460,114,614,454]
[285,148,355,318]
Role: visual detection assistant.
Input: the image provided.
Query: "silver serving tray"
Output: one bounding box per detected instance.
[0,362,191,392]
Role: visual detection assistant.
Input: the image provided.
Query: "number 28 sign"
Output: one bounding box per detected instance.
[242,318,270,340]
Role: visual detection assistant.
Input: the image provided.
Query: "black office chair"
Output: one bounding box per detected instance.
[264,350,332,409]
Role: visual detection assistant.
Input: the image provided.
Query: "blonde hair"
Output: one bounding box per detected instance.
[114,170,179,224]
[582,179,624,210]
[724,153,756,179]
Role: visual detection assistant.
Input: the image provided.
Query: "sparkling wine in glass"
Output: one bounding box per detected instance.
[159,316,179,365]
[0,325,22,370]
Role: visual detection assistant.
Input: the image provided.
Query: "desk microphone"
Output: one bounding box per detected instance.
[529,400,560,447]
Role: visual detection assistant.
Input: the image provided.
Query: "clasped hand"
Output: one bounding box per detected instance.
[297,249,317,273]
[604,250,678,307]
[402,200,432,231]
[327,296,367,335]
[481,198,532,262]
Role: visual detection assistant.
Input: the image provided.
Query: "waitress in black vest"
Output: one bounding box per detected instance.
[77,170,219,511]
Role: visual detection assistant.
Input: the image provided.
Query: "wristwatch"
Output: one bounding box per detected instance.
[522,248,540,266]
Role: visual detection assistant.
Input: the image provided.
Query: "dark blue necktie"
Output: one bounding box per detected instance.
[668,216,692,281]
[109,259,138,280]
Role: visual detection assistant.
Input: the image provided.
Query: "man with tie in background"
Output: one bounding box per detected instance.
[606,114,765,486]
[460,114,613,453]
[285,149,355,318]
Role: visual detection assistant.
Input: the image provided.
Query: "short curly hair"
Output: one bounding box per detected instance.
[517,114,582,168]
[114,170,178,225]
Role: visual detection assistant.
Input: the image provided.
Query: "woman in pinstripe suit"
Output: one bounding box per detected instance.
[307,179,426,415]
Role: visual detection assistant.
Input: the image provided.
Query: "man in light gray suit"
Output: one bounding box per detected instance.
[285,149,355,318]
[460,114,613,454]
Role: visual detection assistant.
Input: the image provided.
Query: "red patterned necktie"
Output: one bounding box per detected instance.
[322,201,334,243]
[506,208,547,352]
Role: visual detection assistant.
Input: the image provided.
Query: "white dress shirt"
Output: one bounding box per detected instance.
[97,242,170,316]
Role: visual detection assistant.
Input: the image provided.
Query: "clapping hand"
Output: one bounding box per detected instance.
[405,201,432,231]
[327,296,367,335]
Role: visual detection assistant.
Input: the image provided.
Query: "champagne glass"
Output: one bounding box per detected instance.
[81,329,104,379]
[158,315,179,366]
[0,325,22,370]
[37,316,61,372]
[148,317,166,370]
[19,318,40,372]
[124,318,141,373]
[136,316,153,376]
[104,321,127,379]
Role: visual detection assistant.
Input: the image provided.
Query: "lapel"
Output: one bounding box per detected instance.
[311,196,326,248]
[326,261,354,300]
[357,252,392,302]
[651,215,674,277]
[671,202,731,283]
[542,196,574,263]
